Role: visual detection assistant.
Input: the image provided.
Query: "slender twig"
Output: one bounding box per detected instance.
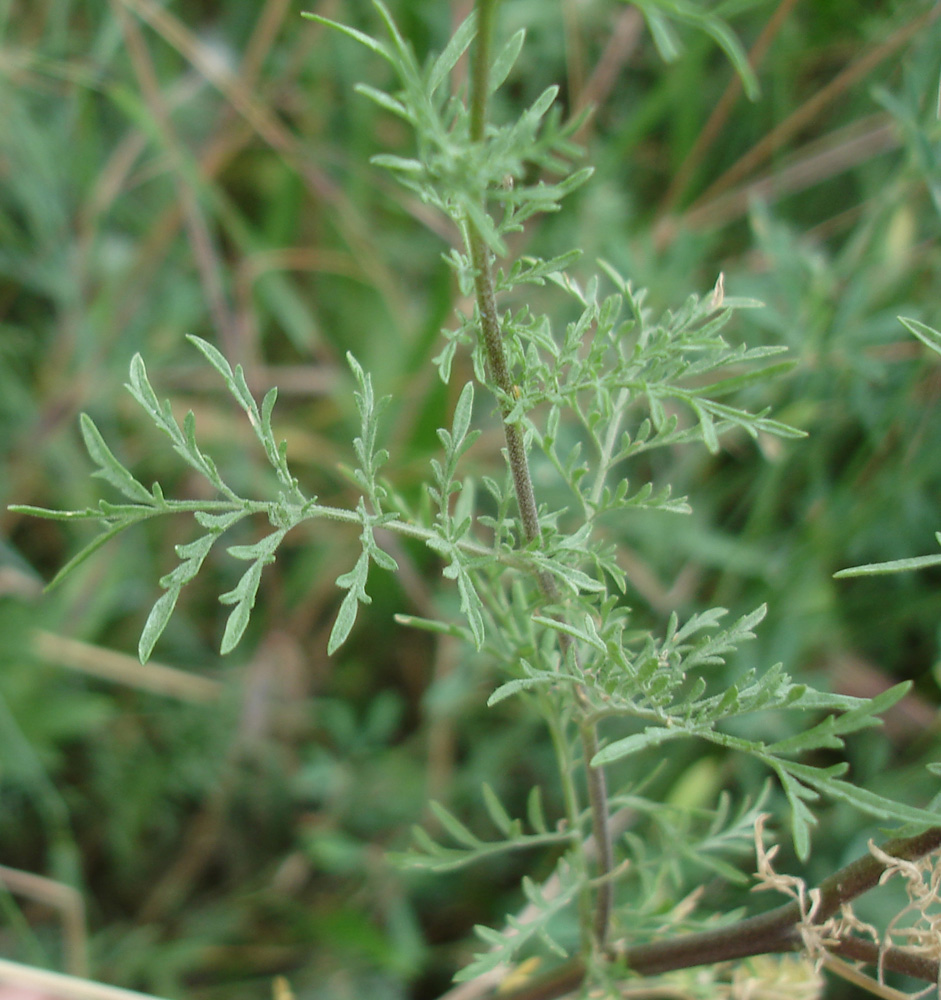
[11,498,585,588]
[590,387,630,509]
[577,716,614,944]
[545,709,592,944]
[467,0,614,952]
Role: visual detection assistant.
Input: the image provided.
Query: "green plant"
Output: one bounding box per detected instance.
[835,317,941,579]
[9,2,941,998]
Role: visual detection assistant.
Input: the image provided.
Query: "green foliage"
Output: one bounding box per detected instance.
[835,317,941,579]
[392,784,572,873]
[13,337,322,659]
[454,867,581,981]
[304,3,590,259]
[4,2,941,998]
[627,0,759,99]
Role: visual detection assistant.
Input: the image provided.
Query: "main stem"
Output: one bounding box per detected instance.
[468,0,614,951]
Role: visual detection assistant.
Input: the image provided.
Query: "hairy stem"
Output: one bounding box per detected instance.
[468,0,613,951]
[467,0,541,551]
[492,825,941,1000]
[466,232,542,549]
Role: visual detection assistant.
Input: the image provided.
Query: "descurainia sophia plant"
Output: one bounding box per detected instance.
[10,2,941,997]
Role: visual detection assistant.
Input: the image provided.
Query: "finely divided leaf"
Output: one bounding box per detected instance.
[835,552,941,578]
[139,589,181,664]
[139,531,219,661]
[592,726,685,765]
[452,866,579,982]
[527,787,547,834]
[428,10,476,96]
[531,614,606,653]
[774,766,819,862]
[799,769,940,829]
[455,560,485,649]
[429,800,482,849]
[328,550,371,655]
[44,512,153,591]
[355,84,409,119]
[487,674,555,707]
[451,381,475,451]
[126,353,162,420]
[300,11,393,63]
[218,529,286,654]
[900,316,941,357]
[187,335,234,384]
[80,414,154,504]
[481,783,516,837]
[489,28,525,94]
[219,562,264,654]
[370,154,424,174]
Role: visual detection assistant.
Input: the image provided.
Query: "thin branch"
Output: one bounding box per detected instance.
[829,939,940,988]
[577,716,614,946]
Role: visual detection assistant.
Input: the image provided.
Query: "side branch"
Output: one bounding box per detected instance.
[492,825,941,1000]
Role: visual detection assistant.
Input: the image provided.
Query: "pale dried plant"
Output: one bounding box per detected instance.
[868,841,941,994]
[614,954,823,1000]
[751,814,840,967]
[722,955,823,1000]
[751,816,941,1000]
[832,902,880,950]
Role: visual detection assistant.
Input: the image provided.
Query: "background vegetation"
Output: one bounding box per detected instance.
[1,1,940,998]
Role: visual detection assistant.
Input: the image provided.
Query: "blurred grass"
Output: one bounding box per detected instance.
[1,1,940,998]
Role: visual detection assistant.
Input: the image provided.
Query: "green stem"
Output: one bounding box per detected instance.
[545,707,591,946]
[590,387,630,509]
[468,0,613,953]
[470,0,499,144]
[17,497,587,587]
[577,718,613,944]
